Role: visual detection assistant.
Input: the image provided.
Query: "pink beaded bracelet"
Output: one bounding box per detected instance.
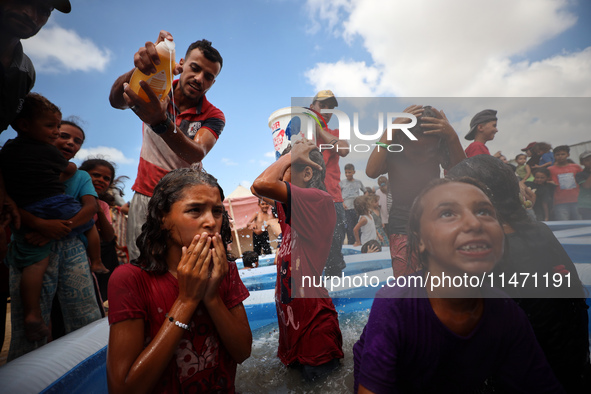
[165,314,190,331]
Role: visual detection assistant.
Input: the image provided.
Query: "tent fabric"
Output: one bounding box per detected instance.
[224,185,259,229]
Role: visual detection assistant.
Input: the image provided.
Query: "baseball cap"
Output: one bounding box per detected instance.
[580,150,591,161]
[51,0,71,13]
[313,90,338,107]
[521,142,537,152]
[465,109,497,140]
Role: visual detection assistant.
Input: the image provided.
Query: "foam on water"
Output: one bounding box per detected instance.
[235,310,370,393]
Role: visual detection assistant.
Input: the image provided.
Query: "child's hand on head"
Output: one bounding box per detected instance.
[292,138,322,170]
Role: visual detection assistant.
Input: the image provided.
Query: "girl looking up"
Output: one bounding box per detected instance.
[107,168,251,393]
[353,178,563,393]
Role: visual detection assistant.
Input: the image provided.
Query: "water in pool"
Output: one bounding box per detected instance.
[235,309,370,393]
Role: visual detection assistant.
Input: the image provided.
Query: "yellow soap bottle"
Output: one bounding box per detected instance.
[129,38,176,102]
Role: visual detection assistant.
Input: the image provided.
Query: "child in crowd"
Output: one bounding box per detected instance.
[548,145,583,220]
[532,142,555,170]
[366,105,466,276]
[340,163,365,245]
[353,195,377,247]
[0,93,97,341]
[353,178,564,393]
[515,153,531,183]
[464,109,500,158]
[576,151,591,219]
[241,250,259,269]
[369,194,387,245]
[107,168,251,392]
[374,176,390,236]
[252,139,343,381]
[79,159,118,301]
[246,198,275,255]
[526,168,556,221]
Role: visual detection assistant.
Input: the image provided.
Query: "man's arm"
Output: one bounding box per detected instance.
[158,126,217,164]
[316,123,349,157]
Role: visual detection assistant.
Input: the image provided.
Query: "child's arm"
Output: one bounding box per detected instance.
[67,195,99,229]
[95,200,115,242]
[314,119,349,157]
[580,174,591,189]
[524,164,532,181]
[19,209,72,245]
[353,216,367,247]
[542,201,550,221]
[246,212,258,230]
[366,105,424,178]
[60,162,78,182]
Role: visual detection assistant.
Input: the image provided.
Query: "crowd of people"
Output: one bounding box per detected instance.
[1,1,590,393]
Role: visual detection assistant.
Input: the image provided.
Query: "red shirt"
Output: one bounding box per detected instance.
[132,80,225,197]
[275,183,343,366]
[108,262,249,393]
[549,163,583,205]
[465,141,490,158]
[318,127,344,203]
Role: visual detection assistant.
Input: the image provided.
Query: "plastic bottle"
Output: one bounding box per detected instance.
[129,38,176,102]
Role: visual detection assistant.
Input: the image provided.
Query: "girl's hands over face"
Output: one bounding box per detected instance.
[176,233,212,305]
[204,233,229,304]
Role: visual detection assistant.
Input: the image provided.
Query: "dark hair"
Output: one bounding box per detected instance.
[553,145,570,154]
[292,148,327,192]
[361,239,382,253]
[60,118,86,142]
[344,163,355,171]
[533,167,550,178]
[447,155,532,231]
[515,153,526,160]
[186,39,223,70]
[407,177,495,271]
[393,106,451,168]
[242,251,259,268]
[79,158,117,203]
[11,93,61,132]
[133,168,233,274]
[533,142,552,154]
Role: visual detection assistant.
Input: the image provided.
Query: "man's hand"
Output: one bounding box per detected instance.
[123,80,170,126]
[134,30,183,76]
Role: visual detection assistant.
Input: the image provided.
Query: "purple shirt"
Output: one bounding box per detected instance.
[353,273,564,393]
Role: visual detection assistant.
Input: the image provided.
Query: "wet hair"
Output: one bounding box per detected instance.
[533,167,550,178]
[11,93,61,132]
[291,148,327,192]
[353,195,371,216]
[79,158,117,203]
[60,118,86,142]
[447,155,532,231]
[242,251,259,268]
[344,163,355,171]
[186,39,223,71]
[133,168,233,274]
[393,105,451,168]
[515,153,526,161]
[553,145,570,154]
[361,239,382,253]
[407,177,495,271]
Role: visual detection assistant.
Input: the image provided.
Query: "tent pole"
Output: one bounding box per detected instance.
[227,198,242,257]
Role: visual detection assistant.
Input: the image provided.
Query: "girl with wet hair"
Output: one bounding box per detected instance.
[448,154,590,392]
[354,178,563,393]
[252,138,343,381]
[107,168,251,393]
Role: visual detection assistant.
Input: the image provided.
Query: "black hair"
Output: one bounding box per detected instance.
[291,148,327,192]
[361,239,382,253]
[11,93,61,132]
[515,153,527,160]
[186,39,223,70]
[354,195,371,216]
[533,142,552,154]
[79,158,117,204]
[553,145,570,154]
[344,163,355,171]
[447,155,532,231]
[407,177,496,271]
[533,167,551,178]
[133,168,233,274]
[242,251,259,268]
[60,118,86,142]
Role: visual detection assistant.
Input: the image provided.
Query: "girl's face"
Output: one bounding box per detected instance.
[516,156,526,165]
[55,123,84,160]
[417,182,504,277]
[163,184,224,249]
[88,165,113,195]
